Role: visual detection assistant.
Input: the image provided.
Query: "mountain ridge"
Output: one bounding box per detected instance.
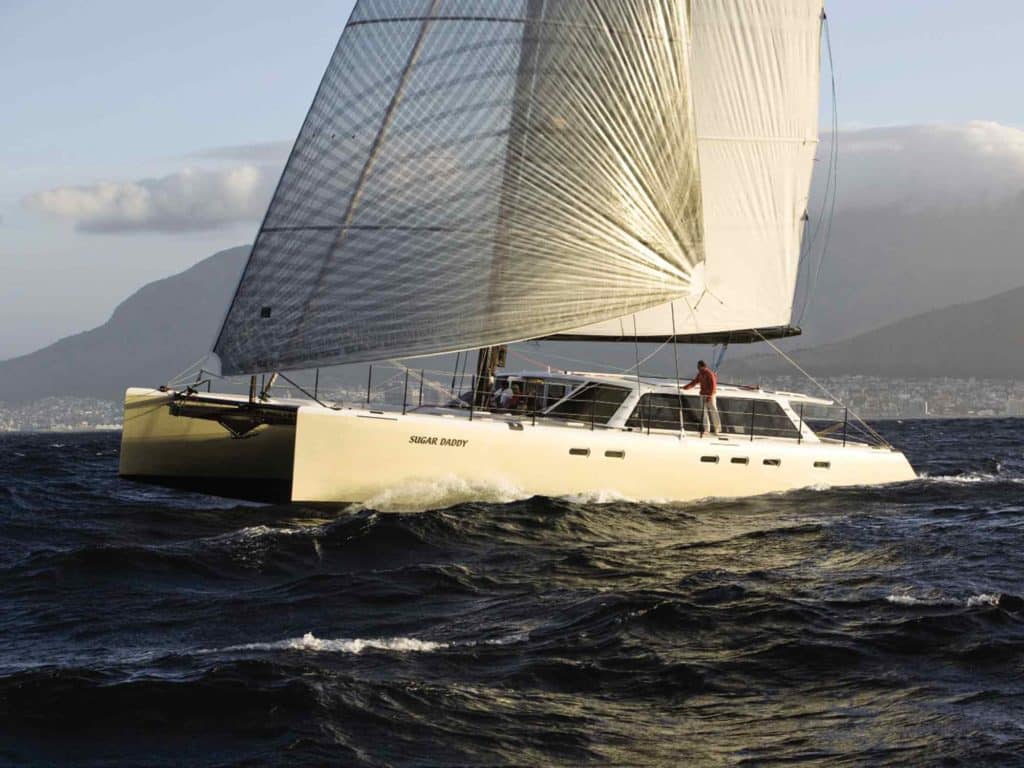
[729,284,1024,380]
[2,242,1023,405]
[0,246,249,403]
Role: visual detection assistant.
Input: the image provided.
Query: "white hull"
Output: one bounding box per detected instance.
[120,388,916,505]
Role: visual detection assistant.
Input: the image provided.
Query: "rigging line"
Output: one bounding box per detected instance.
[713,343,729,372]
[632,316,645,432]
[165,354,212,387]
[670,303,683,436]
[802,14,838,259]
[275,372,330,408]
[509,348,627,373]
[812,16,841,317]
[797,14,839,325]
[622,336,673,374]
[450,351,461,396]
[385,359,459,403]
[506,348,564,371]
[752,329,890,448]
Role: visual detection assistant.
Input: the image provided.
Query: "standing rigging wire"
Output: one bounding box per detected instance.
[795,12,839,326]
[753,329,890,448]
[670,304,684,436]
[712,343,729,372]
[450,351,461,397]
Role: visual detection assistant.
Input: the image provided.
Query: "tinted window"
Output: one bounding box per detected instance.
[626,393,703,431]
[546,384,630,424]
[627,394,799,438]
[715,397,800,439]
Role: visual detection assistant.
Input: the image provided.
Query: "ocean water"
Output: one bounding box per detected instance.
[1,420,1022,766]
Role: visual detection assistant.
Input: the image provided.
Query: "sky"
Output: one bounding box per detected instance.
[3,0,1024,360]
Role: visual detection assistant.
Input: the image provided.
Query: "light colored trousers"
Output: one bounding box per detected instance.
[702,395,722,434]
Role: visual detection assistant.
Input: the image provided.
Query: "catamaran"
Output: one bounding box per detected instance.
[120,0,916,503]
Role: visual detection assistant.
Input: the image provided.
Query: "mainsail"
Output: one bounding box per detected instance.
[558,0,825,342]
[215,0,705,375]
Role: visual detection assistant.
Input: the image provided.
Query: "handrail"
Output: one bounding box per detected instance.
[246,366,887,449]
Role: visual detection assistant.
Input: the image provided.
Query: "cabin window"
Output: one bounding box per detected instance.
[489,377,575,413]
[545,384,630,424]
[715,397,801,439]
[544,382,569,409]
[626,393,704,431]
[626,394,798,439]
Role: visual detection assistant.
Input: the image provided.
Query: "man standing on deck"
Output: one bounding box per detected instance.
[683,360,722,435]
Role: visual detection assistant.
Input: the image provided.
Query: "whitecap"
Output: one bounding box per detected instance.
[885,591,1004,608]
[562,489,638,505]
[353,474,527,513]
[885,593,924,606]
[918,472,1024,486]
[966,593,1001,608]
[218,631,447,654]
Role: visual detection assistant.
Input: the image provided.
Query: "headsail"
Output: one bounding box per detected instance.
[215,0,705,375]
[558,0,824,342]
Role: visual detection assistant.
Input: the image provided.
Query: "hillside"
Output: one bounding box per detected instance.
[730,285,1024,379]
[3,245,1024,406]
[0,246,249,403]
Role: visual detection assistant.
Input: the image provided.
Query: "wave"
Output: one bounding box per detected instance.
[885,591,1011,609]
[353,474,528,513]
[206,630,527,656]
[220,632,448,654]
[917,471,1024,486]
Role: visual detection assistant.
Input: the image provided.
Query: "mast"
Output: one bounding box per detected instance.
[473,0,546,408]
[472,345,508,407]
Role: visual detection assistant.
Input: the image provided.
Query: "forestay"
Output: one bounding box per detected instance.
[560,0,824,342]
[215,0,705,375]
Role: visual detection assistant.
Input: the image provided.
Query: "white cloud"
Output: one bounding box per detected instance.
[187,141,291,166]
[24,164,277,233]
[824,121,1024,209]
[24,123,1024,234]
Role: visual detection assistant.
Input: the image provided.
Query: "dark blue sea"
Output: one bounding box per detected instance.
[1,419,1022,766]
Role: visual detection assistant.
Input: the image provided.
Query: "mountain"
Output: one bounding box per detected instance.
[3,239,1023,406]
[0,247,249,404]
[729,284,1024,379]
[787,198,1024,351]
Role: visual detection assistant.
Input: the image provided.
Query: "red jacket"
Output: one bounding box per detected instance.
[684,367,717,397]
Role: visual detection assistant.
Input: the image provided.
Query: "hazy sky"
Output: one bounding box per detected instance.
[3,0,1024,359]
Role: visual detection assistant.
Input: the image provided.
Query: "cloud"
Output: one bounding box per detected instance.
[187,141,291,166]
[24,164,278,233]
[24,122,1024,234]
[821,121,1024,209]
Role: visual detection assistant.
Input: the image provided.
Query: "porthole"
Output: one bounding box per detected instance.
[605,450,625,459]
[700,455,719,464]
[731,457,749,465]
[569,448,590,457]
[763,458,781,467]
[814,461,831,469]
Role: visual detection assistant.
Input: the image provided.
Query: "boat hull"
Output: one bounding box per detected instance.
[291,405,915,503]
[119,389,916,504]
[119,388,296,501]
